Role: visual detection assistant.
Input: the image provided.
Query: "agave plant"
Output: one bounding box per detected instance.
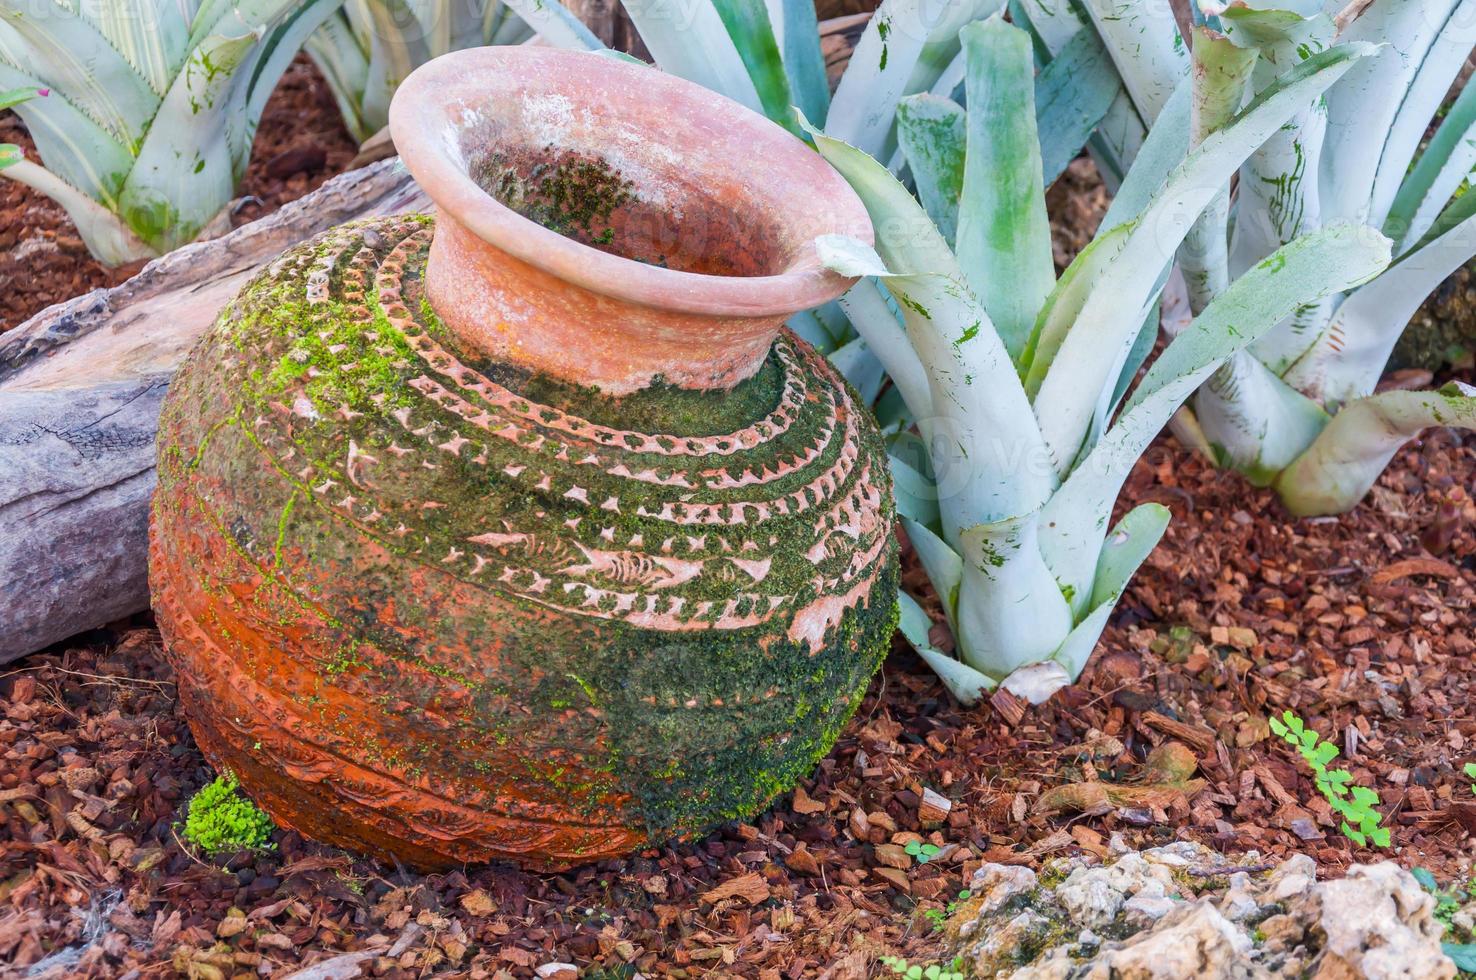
[1027,0,1476,516]
[806,16,1390,703]
[307,0,535,144]
[0,0,343,265]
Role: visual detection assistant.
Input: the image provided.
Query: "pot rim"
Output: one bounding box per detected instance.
[389,46,873,318]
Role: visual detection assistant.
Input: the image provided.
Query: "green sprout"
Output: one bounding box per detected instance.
[904,839,943,863]
[1268,710,1390,849]
[879,956,965,980]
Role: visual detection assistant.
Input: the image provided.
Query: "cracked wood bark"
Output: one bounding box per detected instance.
[0,160,429,663]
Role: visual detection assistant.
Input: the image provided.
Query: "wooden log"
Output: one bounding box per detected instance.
[0,160,429,663]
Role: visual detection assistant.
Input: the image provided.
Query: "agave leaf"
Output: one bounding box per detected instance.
[496,0,604,51]
[1367,0,1476,234]
[804,138,1054,530]
[1079,0,1188,123]
[826,0,939,158]
[1178,26,1256,314]
[1286,203,1476,404]
[1014,502,1169,698]
[0,158,152,264]
[0,143,18,168]
[487,2,536,45]
[1191,351,1330,483]
[828,335,887,405]
[835,276,933,418]
[1021,220,1134,394]
[118,27,261,252]
[895,93,965,245]
[1385,68,1476,252]
[1009,0,1147,187]
[898,591,995,704]
[900,0,1008,115]
[901,516,963,619]
[826,0,1003,160]
[609,1,765,109]
[93,0,192,97]
[1038,223,1392,611]
[0,84,41,111]
[955,17,1054,362]
[1096,80,1191,233]
[1031,41,1372,479]
[1009,0,1085,55]
[773,0,830,126]
[954,513,1074,680]
[1220,4,1333,278]
[0,3,155,148]
[888,448,942,529]
[1034,23,1120,186]
[712,0,796,132]
[1275,382,1476,516]
[1088,502,1170,611]
[362,0,431,99]
[1319,0,1453,227]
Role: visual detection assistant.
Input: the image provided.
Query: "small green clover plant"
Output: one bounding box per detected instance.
[904,840,942,864]
[921,889,973,932]
[879,956,965,980]
[1268,710,1390,849]
[1463,761,1476,794]
[182,772,276,857]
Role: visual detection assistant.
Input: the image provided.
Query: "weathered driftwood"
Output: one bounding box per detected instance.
[0,160,429,663]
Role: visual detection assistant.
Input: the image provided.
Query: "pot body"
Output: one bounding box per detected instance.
[150,216,897,869]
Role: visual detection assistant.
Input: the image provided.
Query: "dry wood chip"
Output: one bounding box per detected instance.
[700,873,769,906]
[990,687,1028,726]
[458,890,497,917]
[791,785,826,815]
[871,867,910,892]
[1371,557,1461,585]
[1142,711,1217,753]
[784,846,821,877]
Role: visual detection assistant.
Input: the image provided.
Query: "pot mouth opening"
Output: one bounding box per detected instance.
[469,143,791,279]
[391,46,873,316]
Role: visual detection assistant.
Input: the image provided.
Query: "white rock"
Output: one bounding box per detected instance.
[1091,901,1252,979]
[1218,872,1260,922]
[1057,853,1174,929]
[968,863,1039,917]
[1142,841,1211,867]
[1262,854,1317,903]
[1298,862,1455,980]
[1124,889,1178,927]
[964,909,1055,977]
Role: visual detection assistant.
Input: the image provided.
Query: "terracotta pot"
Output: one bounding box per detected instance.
[150,46,897,871]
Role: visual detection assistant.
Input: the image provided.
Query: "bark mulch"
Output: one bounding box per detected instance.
[3,425,1474,978]
[0,54,357,333]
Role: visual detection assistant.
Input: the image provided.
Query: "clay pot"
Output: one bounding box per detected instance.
[150,46,897,871]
